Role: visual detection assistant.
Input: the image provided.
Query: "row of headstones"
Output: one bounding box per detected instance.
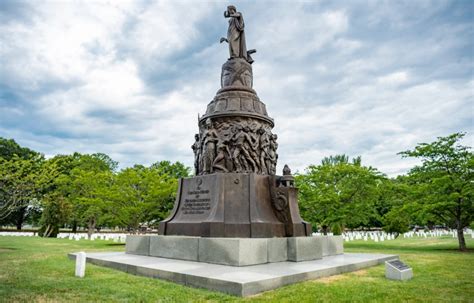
[337,228,474,242]
[0,232,36,237]
[57,233,128,242]
[341,231,397,242]
[402,228,474,238]
[0,231,130,242]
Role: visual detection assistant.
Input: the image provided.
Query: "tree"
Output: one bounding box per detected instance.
[38,194,71,237]
[36,152,117,237]
[0,137,39,160]
[67,155,115,238]
[0,155,44,228]
[107,165,152,232]
[36,153,84,234]
[400,133,473,251]
[296,155,383,234]
[0,138,43,229]
[108,162,190,232]
[151,161,190,179]
[378,177,413,236]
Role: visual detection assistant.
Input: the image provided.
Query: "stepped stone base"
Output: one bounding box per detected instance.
[68,252,397,297]
[125,235,343,266]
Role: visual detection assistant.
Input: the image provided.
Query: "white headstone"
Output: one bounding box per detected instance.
[75,252,86,278]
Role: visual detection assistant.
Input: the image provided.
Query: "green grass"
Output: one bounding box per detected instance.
[0,236,473,302]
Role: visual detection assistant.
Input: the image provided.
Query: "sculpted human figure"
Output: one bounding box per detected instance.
[231,125,257,172]
[267,134,278,175]
[220,5,256,64]
[222,5,247,61]
[212,136,232,172]
[247,125,262,172]
[191,133,201,175]
[258,128,270,174]
[200,119,218,174]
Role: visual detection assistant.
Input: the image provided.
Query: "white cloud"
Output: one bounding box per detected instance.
[0,1,472,177]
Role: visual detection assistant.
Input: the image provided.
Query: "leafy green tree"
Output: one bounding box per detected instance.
[0,137,39,160]
[376,176,413,236]
[0,155,44,229]
[38,194,72,237]
[107,165,151,231]
[67,156,115,238]
[146,163,188,223]
[151,161,190,179]
[400,133,473,251]
[296,155,383,234]
[0,138,43,229]
[37,152,116,237]
[36,153,83,233]
[108,164,183,232]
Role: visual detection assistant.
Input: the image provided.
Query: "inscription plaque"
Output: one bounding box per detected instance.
[182,190,211,215]
[385,259,413,280]
[387,260,410,271]
[173,177,216,221]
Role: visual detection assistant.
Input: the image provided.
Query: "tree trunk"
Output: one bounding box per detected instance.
[15,207,26,230]
[456,197,467,251]
[44,224,52,237]
[87,218,96,240]
[322,225,328,236]
[72,221,77,233]
[15,218,23,230]
[457,228,467,251]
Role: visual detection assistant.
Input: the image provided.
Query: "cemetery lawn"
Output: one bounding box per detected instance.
[0,236,473,303]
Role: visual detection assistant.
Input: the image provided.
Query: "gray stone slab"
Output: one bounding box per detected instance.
[267,238,287,262]
[125,235,151,255]
[198,237,267,266]
[319,235,344,257]
[150,235,199,261]
[69,251,397,297]
[127,235,339,265]
[287,236,323,261]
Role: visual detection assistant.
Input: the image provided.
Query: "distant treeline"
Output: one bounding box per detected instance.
[0,133,472,251]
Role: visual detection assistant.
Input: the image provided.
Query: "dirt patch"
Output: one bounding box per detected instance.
[9,294,62,303]
[352,269,368,276]
[0,247,16,252]
[315,274,348,284]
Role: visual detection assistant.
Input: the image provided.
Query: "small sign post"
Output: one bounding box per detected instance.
[385,259,412,280]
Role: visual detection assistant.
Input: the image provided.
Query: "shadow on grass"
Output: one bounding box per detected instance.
[0,247,17,252]
[346,242,473,253]
[106,243,125,247]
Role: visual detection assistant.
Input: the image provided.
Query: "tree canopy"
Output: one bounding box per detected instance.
[0,134,471,251]
[0,138,189,237]
[297,155,384,234]
[399,133,473,251]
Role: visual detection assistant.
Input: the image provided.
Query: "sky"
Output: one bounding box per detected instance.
[0,0,472,177]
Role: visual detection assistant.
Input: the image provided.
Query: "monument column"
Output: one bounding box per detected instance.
[158,5,311,238]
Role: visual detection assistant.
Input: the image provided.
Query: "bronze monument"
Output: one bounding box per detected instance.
[159,5,311,238]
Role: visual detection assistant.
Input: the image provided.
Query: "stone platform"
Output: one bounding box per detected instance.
[125,235,343,266]
[68,252,397,297]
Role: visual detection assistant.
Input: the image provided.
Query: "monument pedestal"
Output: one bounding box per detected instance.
[125,235,343,266]
[158,173,311,238]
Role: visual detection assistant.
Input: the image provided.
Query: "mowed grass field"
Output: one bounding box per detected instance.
[0,235,473,302]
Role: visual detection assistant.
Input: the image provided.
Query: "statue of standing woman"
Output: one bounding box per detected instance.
[220,5,255,64]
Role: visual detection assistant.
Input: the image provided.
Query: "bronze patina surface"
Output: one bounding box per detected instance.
[159,6,311,238]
